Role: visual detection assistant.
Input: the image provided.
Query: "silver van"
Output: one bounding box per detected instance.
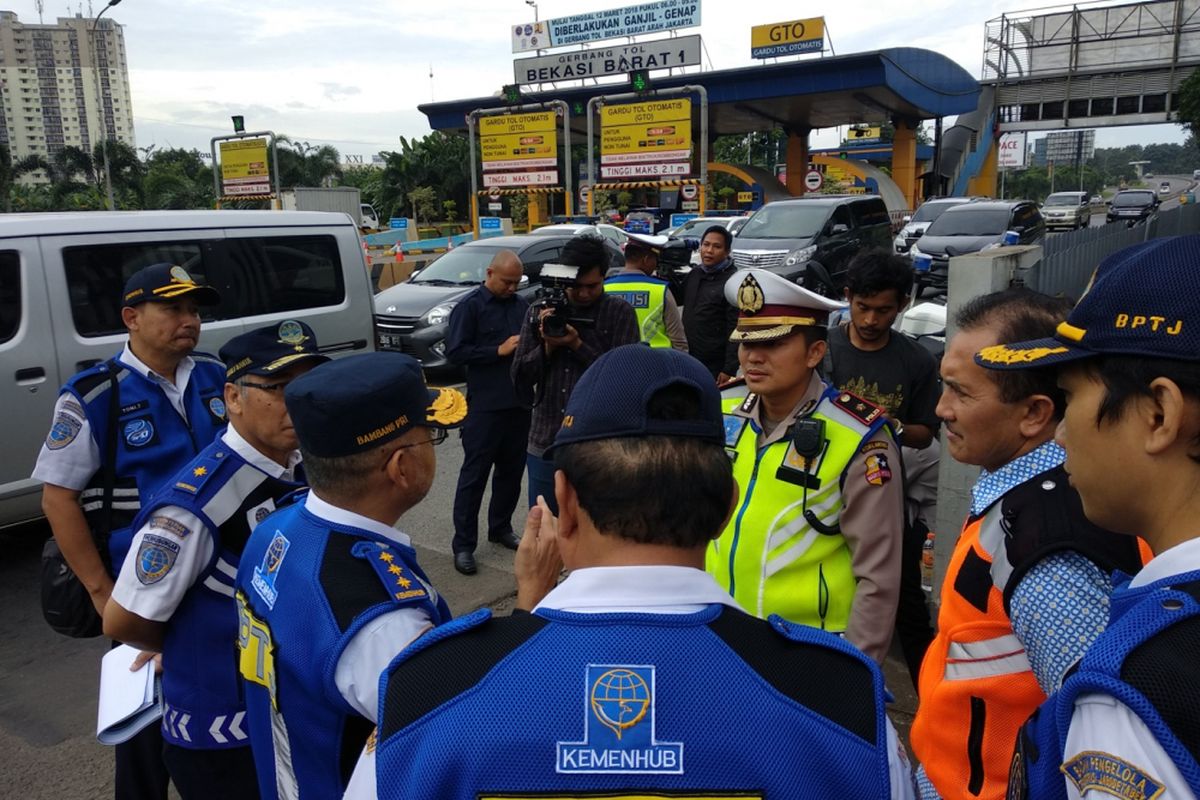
[0,210,375,528]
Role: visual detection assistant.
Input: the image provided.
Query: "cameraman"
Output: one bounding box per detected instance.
[512,236,638,514]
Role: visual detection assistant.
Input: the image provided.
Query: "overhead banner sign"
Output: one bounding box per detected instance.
[845,126,883,145]
[514,35,701,84]
[998,132,1028,168]
[512,0,701,53]
[220,138,270,195]
[600,99,692,180]
[750,17,825,59]
[479,112,560,186]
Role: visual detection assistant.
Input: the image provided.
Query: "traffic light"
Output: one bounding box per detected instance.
[502,84,523,105]
[629,69,653,93]
[231,115,245,133]
[572,100,586,117]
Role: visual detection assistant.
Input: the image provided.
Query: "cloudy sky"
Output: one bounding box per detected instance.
[8,0,1186,158]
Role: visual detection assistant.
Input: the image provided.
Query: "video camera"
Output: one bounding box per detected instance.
[532,263,595,338]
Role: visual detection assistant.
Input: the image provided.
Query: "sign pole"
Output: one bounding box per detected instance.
[468,113,480,237]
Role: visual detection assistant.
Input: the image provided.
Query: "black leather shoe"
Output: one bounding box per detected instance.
[488,531,522,551]
[453,551,477,575]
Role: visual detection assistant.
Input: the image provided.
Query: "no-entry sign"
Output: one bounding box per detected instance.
[804,169,824,191]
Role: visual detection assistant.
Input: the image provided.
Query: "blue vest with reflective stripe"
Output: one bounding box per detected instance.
[234,501,450,800]
[132,437,304,750]
[375,606,894,799]
[1012,569,1200,800]
[65,353,227,574]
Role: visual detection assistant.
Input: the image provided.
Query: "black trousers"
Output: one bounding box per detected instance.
[894,517,935,687]
[162,742,260,800]
[452,408,530,553]
[114,711,169,800]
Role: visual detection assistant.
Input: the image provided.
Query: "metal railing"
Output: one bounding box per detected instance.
[1021,202,1200,298]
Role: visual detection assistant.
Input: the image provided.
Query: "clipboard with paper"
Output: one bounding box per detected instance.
[96,644,162,745]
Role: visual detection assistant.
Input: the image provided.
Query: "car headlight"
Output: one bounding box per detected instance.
[784,244,818,266]
[909,243,923,258]
[422,302,457,326]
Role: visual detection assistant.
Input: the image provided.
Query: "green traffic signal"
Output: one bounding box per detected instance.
[231,115,245,133]
[629,69,652,93]
[502,84,522,105]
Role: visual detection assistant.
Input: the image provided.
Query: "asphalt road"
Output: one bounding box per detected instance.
[1,409,920,799]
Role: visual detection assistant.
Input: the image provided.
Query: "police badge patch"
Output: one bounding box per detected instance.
[136,534,180,584]
[46,412,82,450]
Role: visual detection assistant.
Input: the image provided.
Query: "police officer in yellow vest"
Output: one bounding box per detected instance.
[603,232,688,351]
[707,269,905,663]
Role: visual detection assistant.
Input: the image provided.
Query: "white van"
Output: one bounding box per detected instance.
[0,210,376,528]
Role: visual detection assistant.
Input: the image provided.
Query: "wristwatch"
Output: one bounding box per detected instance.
[892,420,905,440]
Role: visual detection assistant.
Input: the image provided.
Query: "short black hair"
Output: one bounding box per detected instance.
[701,225,732,250]
[553,384,733,547]
[1075,356,1200,462]
[956,288,1071,413]
[846,248,914,301]
[560,236,608,274]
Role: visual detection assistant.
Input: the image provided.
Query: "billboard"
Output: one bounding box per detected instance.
[997,132,1027,169]
[479,112,560,186]
[220,138,270,195]
[750,17,825,59]
[514,35,701,84]
[511,0,701,52]
[600,98,692,179]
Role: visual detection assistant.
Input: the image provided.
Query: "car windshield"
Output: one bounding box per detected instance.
[1044,193,1082,206]
[924,208,1010,237]
[410,246,502,285]
[739,204,829,239]
[1113,192,1155,207]
[674,218,719,237]
[911,202,961,223]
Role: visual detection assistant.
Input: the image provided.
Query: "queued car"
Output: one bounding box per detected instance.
[731,195,893,294]
[909,200,1045,295]
[1159,180,1173,195]
[530,222,629,250]
[893,197,978,254]
[373,234,623,371]
[1106,190,1159,226]
[667,215,750,264]
[1041,191,1092,231]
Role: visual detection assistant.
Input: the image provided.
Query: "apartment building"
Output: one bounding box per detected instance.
[0,11,135,177]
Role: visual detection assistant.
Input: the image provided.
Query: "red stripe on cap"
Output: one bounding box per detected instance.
[741,303,826,317]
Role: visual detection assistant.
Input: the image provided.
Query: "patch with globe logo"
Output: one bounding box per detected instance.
[251,531,290,610]
[556,664,683,774]
[135,534,179,585]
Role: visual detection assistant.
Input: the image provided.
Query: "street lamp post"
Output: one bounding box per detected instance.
[90,0,121,210]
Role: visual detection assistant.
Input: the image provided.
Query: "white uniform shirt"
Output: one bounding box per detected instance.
[303,491,435,723]
[32,343,199,490]
[343,566,916,800]
[109,425,300,623]
[1060,537,1200,800]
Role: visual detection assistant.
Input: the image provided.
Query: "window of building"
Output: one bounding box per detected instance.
[0,251,20,345]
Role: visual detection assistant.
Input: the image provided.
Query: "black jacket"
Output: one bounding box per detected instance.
[682,262,739,378]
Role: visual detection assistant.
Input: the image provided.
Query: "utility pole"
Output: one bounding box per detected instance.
[90,0,120,211]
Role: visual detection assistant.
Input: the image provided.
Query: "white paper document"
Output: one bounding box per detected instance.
[96,644,162,745]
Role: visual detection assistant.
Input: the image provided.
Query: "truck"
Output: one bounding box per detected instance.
[280,186,380,232]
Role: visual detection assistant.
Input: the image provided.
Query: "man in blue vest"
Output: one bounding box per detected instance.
[604,232,688,350]
[234,352,462,800]
[33,262,225,800]
[347,344,914,800]
[103,320,329,800]
[981,236,1200,800]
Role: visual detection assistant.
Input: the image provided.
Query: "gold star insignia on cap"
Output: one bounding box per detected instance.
[193,466,207,477]
[736,273,765,314]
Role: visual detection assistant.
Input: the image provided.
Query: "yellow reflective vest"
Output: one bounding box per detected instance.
[707,388,883,631]
[603,273,671,348]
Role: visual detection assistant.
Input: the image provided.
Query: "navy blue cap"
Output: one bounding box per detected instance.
[122,263,220,308]
[544,344,723,457]
[976,235,1200,370]
[284,352,467,458]
[219,320,330,383]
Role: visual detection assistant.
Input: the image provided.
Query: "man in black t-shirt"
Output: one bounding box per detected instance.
[825,248,940,686]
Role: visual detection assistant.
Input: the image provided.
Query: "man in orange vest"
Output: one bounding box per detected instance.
[911,288,1144,800]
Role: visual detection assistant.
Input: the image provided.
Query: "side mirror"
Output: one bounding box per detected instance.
[902,215,912,224]
[518,274,530,288]
[830,223,850,236]
[408,268,423,281]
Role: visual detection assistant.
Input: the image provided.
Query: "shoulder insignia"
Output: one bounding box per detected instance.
[172,454,224,494]
[863,452,893,486]
[1062,752,1163,800]
[860,440,889,455]
[135,534,180,585]
[46,409,83,450]
[351,540,429,605]
[832,390,885,426]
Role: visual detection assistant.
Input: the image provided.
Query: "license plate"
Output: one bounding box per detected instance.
[379,334,404,349]
[913,255,932,273]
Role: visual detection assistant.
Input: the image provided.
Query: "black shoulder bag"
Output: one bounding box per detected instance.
[40,360,120,638]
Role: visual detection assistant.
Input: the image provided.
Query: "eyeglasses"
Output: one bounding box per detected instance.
[392,427,449,449]
[238,379,290,394]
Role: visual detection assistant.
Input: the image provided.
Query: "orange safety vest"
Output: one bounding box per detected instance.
[911,507,1044,800]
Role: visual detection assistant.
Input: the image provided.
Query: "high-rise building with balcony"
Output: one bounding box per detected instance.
[0,11,135,179]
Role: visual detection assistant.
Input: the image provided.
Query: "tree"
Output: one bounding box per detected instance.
[1177,69,1200,148]
[143,148,214,209]
[442,199,457,222]
[409,186,438,228]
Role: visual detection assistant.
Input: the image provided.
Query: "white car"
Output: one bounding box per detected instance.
[1159,181,1172,195]
[530,223,628,249]
[666,216,748,263]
